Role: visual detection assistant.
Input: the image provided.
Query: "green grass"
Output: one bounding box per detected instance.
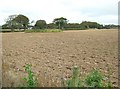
[25,29,62,33]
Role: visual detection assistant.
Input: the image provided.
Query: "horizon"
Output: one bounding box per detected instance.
[0,0,119,25]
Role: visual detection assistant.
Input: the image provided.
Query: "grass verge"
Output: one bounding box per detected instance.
[25,29,62,33]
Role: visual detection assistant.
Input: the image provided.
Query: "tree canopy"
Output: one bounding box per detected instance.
[2,14,118,31]
[34,20,47,29]
[5,15,18,31]
[80,21,102,29]
[14,14,29,29]
[2,14,29,31]
[53,17,68,29]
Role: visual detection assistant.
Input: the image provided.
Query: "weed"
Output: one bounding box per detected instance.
[66,67,113,88]
[106,64,113,88]
[85,69,104,87]
[19,64,113,88]
[67,66,81,88]
[23,64,38,88]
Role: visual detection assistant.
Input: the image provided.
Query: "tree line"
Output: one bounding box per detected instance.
[2,14,118,31]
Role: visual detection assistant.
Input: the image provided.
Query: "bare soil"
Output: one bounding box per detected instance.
[2,29,118,87]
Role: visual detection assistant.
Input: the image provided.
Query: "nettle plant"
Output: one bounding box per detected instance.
[67,66,81,88]
[20,64,112,88]
[23,64,38,88]
[66,66,113,88]
[85,69,104,87]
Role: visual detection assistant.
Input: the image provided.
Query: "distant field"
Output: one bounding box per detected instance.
[2,29,118,87]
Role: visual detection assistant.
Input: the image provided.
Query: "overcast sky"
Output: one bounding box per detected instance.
[0,0,119,25]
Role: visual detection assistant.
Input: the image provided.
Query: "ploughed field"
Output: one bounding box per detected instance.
[2,29,118,87]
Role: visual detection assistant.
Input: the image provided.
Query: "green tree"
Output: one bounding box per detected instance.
[5,14,17,31]
[14,14,29,30]
[34,20,47,29]
[47,23,57,29]
[2,24,9,29]
[80,21,101,29]
[53,17,68,29]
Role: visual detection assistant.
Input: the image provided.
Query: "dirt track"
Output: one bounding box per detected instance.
[2,29,118,87]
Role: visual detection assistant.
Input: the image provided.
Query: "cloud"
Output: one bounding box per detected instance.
[0,0,119,25]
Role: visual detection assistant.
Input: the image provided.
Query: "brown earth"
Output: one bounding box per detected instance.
[1,29,118,87]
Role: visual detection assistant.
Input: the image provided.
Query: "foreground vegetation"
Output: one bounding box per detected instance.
[20,64,112,88]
